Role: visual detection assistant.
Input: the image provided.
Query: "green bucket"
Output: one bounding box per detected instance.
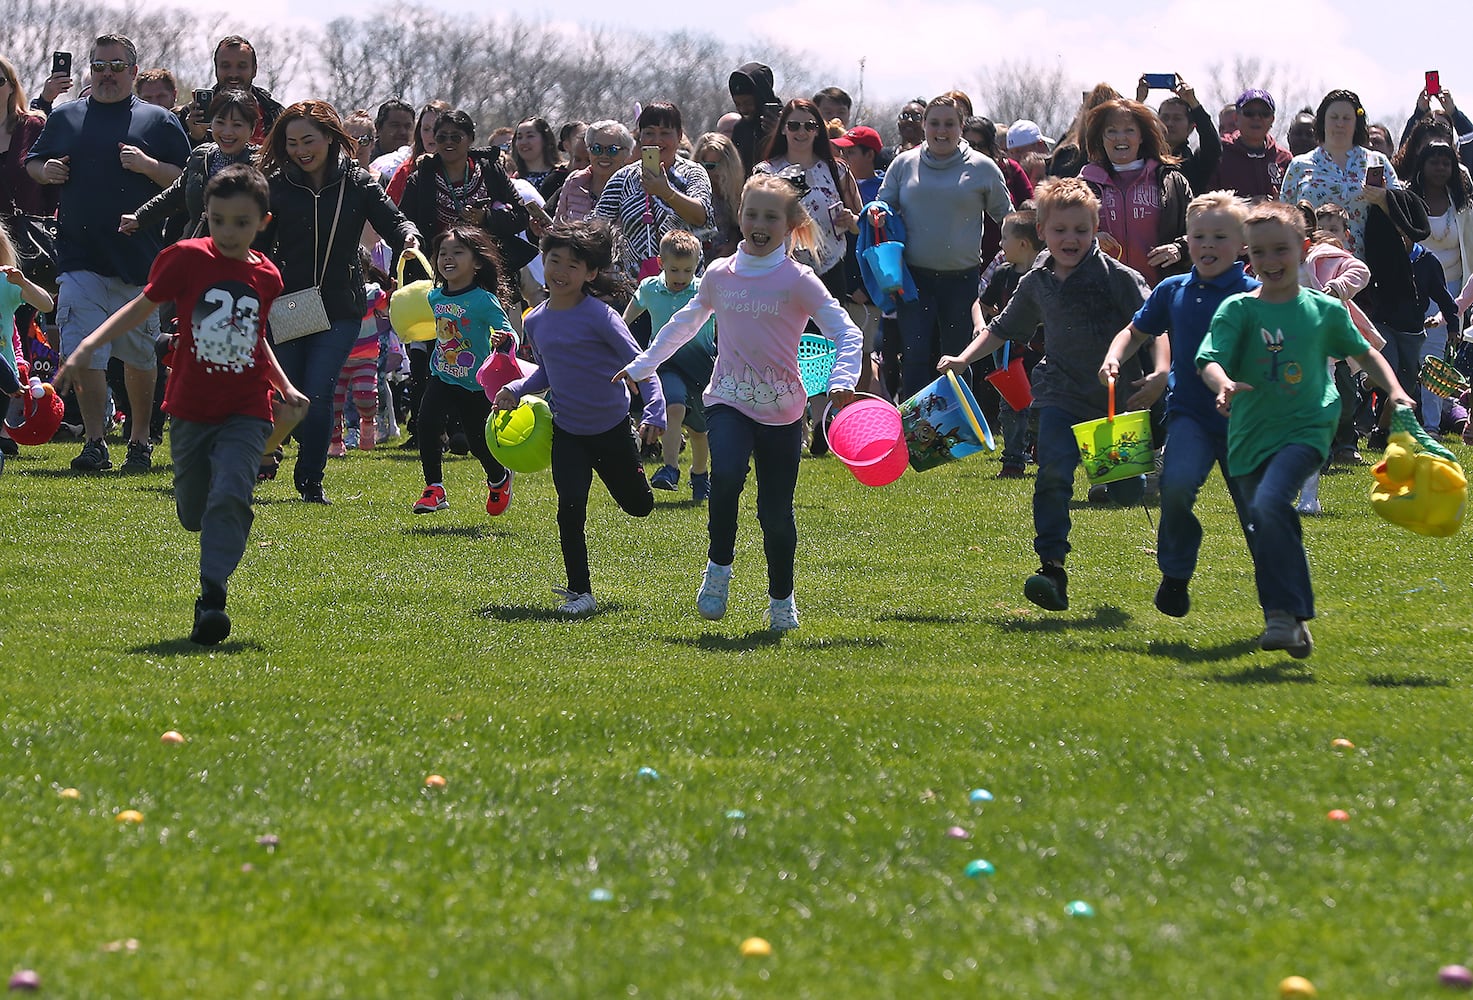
[1071,378,1154,485]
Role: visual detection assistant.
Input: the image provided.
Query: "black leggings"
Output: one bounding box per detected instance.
[551,419,654,594]
[417,377,504,486]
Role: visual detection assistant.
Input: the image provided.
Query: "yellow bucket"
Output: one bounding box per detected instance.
[389,248,438,343]
[1071,378,1153,485]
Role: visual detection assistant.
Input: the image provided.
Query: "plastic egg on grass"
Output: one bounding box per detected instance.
[256,834,280,851]
[1326,809,1350,822]
[725,809,746,820]
[1439,965,1473,989]
[424,774,447,789]
[739,937,772,958]
[1279,975,1317,998]
[115,809,144,824]
[1331,738,1355,749]
[964,859,994,878]
[946,826,970,840]
[59,787,81,800]
[160,730,186,745]
[969,788,994,803]
[588,888,614,903]
[636,766,660,781]
[1064,900,1094,918]
[8,970,41,991]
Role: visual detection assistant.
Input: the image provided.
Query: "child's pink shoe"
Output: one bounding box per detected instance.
[358,415,376,451]
[328,439,347,458]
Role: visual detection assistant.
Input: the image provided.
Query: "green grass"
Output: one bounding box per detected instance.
[3,433,1472,998]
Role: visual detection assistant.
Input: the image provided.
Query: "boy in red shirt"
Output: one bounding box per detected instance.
[56,165,307,645]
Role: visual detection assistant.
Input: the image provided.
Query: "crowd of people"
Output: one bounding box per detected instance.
[3,34,1470,651]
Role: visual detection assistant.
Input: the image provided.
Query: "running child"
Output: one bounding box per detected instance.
[622,229,717,501]
[1197,200,1414,658]
[54,164,308,645]
[413,225,515,516]
[1099,191,1258,617]
[939,177,1155,612]
[494,219,664,616]
[977,207,1043,478]
[614,172,864,632]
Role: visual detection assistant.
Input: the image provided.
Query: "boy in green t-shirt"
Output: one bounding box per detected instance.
[1196,202,1412,659]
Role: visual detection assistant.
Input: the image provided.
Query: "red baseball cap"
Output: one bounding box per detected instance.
[832,125,882,153]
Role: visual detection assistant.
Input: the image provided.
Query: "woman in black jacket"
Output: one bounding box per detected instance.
[257,100,420,504]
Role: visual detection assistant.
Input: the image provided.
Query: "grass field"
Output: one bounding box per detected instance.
[3,432,1471,998]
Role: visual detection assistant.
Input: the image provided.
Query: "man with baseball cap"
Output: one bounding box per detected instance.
[1005,119,1051,158]
[1211,89,1293,200]
[833,125,884,201]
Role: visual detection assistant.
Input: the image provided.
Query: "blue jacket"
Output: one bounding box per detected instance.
[857,199,918,311]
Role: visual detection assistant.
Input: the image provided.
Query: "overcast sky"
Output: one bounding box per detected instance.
[207,0,1431,128]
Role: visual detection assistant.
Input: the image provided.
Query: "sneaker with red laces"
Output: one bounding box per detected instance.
[413,484,448,513]
[486,472,513,516]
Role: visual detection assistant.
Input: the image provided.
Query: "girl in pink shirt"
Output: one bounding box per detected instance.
[617,174,864,632]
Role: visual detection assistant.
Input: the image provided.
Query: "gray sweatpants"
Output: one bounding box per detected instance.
[170,415,272,597]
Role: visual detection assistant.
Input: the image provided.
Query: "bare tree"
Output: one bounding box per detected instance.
[974,59,1080,140]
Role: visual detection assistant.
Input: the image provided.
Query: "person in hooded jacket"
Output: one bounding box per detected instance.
[256,100,420,504]
[728,62,780,176]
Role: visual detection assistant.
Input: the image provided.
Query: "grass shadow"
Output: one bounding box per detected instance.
[1207,662,1315,685]
[1366,672,1451,688]
[127,637,267,656]
[403,524,510,540]
[477,602,626,622]
[662,631,785,652]
[988,604,1133,632]
[1145,637,1262,662]
[877,611,974,625]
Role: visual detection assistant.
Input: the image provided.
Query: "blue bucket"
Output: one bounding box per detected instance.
[898,371,996,472]
[863,241,906,293]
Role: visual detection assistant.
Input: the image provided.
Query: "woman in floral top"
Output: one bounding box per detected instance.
[1279,89,1401,259]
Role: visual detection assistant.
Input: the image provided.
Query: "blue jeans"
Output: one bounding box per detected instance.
[1156,413,1251,580]
[998,401,1032,469]
[1420,320,1449,432]
[272,318,361,489]
[1033,405,1144,563]
[897,265,979,402]
[706,404,803,598]
[1232,443,1323,620]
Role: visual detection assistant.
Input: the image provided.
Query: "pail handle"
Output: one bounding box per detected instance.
[1107,375,1116,423]
[820,390,889,431]
[397,247,433,287]
[992,341,1011,370]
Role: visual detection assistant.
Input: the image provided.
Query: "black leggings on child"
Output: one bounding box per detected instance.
[417,377,505,486]
[551,419,654,594]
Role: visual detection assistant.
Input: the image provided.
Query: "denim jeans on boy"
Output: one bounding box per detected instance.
[897,265,979,402]
[170,415,272,597]
[271,318,360,489]
[998,402,1031,469]
[706,404,803,598]
[1156,414,1251,580]
[1373,322,1424,426]
[1232,443,1323,621]
[1033,405,1144,563]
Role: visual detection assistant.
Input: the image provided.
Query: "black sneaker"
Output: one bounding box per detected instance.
[0,436,16,457]
[1154,575,1191,617]
[447,431,470,456]
[299,482,331,505]
[70,438,113,472]
[1024,563,1069,611]
[190,606,231,645]
[120,440,153,474]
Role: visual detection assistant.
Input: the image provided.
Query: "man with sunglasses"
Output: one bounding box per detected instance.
[1210,89,1294,201]
[26,33,190,473]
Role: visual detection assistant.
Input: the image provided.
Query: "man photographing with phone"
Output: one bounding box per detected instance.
[1137,72,1220,193]
[180,35,284,147]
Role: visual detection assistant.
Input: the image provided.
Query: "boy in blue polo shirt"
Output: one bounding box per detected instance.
[1100,192,1258,618]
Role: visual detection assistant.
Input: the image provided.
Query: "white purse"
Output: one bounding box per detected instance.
[268,180,346,343]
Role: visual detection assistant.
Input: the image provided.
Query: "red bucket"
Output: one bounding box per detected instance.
[984,344,1032,411]
[824,394,907,487]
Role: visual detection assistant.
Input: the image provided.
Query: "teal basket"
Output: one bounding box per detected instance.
[798,334,837,397]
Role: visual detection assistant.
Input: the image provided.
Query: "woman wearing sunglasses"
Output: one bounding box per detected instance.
[553,119,633,223]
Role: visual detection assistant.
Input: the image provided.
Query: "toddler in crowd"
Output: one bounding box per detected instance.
[54,165,308,644]
[1100,191,1259,616]
[622,229,716,501]
[1197,201,1413,658]
[496,219,664,617]
[616,173,863,632]
[413,225,515,516]
[940,177,1156,612]
[330,249,388,456]
[976,206,1043,478]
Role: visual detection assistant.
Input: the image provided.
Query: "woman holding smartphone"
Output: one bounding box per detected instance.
[1279,88,1402,259]
[593,102,712,283]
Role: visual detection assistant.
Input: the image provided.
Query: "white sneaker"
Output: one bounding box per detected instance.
[697,562,733,620]
[1260,609,1313,659]
[766,593,800,632]
[553,588,597,616]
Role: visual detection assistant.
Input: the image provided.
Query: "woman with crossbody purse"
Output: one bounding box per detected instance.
[257,100,419,504]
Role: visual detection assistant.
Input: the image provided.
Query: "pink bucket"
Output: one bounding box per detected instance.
[824,394,907,487]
